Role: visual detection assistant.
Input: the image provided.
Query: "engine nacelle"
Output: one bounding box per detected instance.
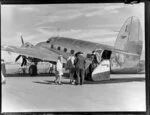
[24,42,34,48]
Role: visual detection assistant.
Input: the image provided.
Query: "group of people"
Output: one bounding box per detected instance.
[54,51,88,85]
[54,50,102,85]
[1,50,101,85]
[67,52,86,85]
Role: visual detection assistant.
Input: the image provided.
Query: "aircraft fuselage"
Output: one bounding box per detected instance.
[36,37,145,74]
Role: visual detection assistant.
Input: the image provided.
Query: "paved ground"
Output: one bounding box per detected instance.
[2,74,145,112]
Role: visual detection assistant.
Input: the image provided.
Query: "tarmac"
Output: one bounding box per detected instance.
[2,74,145,112]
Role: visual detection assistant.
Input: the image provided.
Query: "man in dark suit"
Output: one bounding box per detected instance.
[74,52,86,85]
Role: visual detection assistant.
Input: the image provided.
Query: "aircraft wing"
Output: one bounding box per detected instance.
[1,45,66,63]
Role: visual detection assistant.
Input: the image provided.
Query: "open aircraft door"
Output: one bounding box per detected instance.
[91,50,112,81]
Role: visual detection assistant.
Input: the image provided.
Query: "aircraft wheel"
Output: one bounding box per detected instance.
[29,65,37,76]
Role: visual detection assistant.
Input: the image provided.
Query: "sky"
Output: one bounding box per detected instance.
[1,3,145,62]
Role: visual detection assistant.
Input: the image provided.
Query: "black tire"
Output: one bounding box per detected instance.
[29,65,37,76]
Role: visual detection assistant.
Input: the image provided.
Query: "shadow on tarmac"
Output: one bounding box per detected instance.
[5,72,70,77]
[85,77,145,85]
[5,73,56,77]
[32,77,145,85]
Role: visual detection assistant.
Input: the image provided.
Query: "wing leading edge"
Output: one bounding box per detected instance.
[1,45,65,63]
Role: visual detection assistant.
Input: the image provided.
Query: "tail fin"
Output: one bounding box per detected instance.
[110,17,144,73]
[115,16,143,56]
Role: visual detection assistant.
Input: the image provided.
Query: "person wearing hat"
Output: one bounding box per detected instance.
[74,52,86,85]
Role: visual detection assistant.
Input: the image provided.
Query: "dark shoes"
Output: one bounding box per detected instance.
[75,82,78,85]
[75,83,83,86]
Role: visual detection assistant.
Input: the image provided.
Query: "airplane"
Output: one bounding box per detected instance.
[1,16,145,81]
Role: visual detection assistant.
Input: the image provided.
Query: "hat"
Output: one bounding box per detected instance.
[75,51,83,57]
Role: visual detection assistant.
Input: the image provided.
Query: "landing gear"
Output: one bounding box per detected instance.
[29,64,37,76]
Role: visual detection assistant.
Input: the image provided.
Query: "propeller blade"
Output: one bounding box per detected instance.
[21,35,24,45]
[15,55,22,62]
[21,60,24,67]
[24,59,27,66]
[21,56,27,67]
[21,58,25,66]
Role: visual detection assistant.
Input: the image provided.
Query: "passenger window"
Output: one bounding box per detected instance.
[70,50,74,54]
[64,48,67,52]
[57,46,61,51]
[51,45,54,48]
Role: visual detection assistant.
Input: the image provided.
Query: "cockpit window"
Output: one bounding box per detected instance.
[46,39,51,43]
[46,40,50,43]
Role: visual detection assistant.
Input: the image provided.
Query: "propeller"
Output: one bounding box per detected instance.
[21,35,25,47]
[20,35,33,48]
[15,35,27,67]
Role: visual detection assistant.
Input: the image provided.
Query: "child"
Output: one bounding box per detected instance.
[55,55,63,85]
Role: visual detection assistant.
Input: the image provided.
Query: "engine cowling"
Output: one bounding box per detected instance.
[23,42,34,48]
